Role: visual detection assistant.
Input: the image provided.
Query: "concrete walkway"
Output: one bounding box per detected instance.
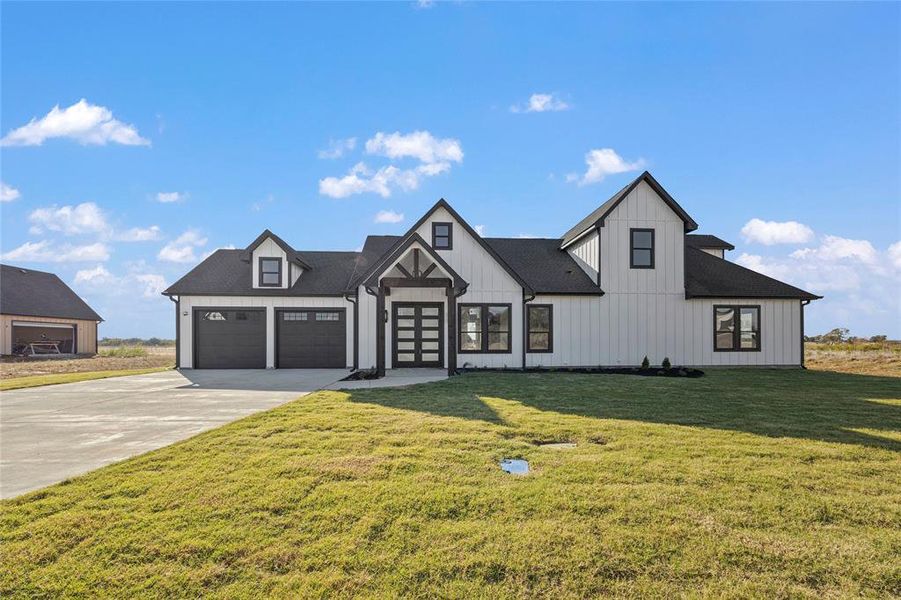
[0,368,346,499]
[327,368,448,390]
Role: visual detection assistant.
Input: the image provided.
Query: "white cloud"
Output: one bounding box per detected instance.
[1,182,20,202]
[888,241,901,270]
[115,225,161,242]
[28,202,108,236]
[320,130,463,199]
[735,235,901,336]
[374,210,405,224]
[75,264,114,284]
[510,93,570,113]
[474,224,486,236]
[317,137,357,159]
[1,99,149,147]
[741,218,815,246]
[156,191,186,203]
[0,240,110,263]
[790,235,878,265]
[135,274,167,297]
[415,0,435,8]
[365,131,463,165]
[158,230,208,263]
[569,148,645,185]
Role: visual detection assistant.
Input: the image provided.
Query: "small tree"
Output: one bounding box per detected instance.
[641,355,650,369]
[821,328,850,344]
[662,357,671,369]
[870,335,888,343]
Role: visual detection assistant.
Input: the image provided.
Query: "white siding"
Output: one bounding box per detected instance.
[251,238,289,289]
[701,248,725,258]
[178,295,353,369]
[567,229,599,282]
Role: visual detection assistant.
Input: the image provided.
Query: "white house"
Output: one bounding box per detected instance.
[163,171,820,374]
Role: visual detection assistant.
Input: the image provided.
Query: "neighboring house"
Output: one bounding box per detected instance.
[0,264,103,355]
[163,171,821,373]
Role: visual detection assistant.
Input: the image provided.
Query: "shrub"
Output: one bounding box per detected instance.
[641,356,650,369]
[99,346,148,358]
[662,357,672,369]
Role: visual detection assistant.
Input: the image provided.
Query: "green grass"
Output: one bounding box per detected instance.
[2,370,899,598]
[97,346,148,358]
[0,367,172,391]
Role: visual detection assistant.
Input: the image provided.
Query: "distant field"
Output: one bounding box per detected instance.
[0,347,174,380]
[805,342,900,377]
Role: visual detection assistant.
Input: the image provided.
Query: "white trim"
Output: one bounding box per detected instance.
[12,321,75,329]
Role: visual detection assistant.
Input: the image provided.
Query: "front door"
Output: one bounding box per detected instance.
[392,302,444,368]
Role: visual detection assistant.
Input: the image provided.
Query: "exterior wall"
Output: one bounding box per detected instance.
[0,314,98,355]
[289,264,303,286]
[701,248,725,258]
[251,238,289,289]
[177,295,353,369]
[567,228,599,282]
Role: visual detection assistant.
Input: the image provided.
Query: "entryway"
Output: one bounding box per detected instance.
[392,302,444,368]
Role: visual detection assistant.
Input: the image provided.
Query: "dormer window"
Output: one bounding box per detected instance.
[432,222,453,250]
[259,257,282,287]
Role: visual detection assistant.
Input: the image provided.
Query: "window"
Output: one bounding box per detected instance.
[527,305,553,352]
[315,312,340,321]
[459,304,511,353]
[282,312,308,321]
[259,257,282,287]
[202,311,227,321]
[714,305,761,352]
[432,222,453,250]
[630,228,655,269]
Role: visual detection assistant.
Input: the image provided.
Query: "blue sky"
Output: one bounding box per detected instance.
[1,2,899,338]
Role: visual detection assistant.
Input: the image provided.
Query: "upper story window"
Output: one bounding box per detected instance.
[714,305,761,352]
[259,257,282,287]
[630,228,655,269]
[432,222,453,250]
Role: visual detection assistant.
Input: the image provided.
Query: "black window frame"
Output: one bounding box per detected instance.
[458,303,512,354]
[258,257,283,287]
[526,304,553,353]
[629,228,655,269]
[713,304,762,352]
[432,222,453,250]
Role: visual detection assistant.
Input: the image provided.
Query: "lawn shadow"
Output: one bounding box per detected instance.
[348,369,901,450]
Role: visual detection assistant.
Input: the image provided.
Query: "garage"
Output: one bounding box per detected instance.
[193,308,266,369]
[12,321,76,355]
[276,308,346,368]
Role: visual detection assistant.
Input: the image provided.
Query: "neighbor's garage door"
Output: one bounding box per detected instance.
[276,309,345,368]
[193,308,266,369]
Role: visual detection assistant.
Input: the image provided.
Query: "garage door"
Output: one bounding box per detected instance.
[276,309,345,368]
[194,309,266,369]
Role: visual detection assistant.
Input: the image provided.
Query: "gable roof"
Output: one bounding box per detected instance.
[362,233,466,289]
[561,171,699,248]
[163,249,359,296]
[347,199,533,294]
[686,234,735,251]
[485,238,604,295]
[684,246,820,300]
[0,264,103,321]
[243,229,312,270]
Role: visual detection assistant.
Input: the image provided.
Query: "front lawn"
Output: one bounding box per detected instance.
[2,370,899,597]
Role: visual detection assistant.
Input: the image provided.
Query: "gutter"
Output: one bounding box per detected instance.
[800,299,811,369]
[522,292,536,370]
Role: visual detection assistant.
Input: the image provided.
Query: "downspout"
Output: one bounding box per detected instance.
[168,295,180,370]
[344,292,359,370]
[522,292,536,370]
[800,299,810,369]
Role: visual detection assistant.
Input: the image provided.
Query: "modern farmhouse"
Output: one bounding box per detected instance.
[163,171,821,373]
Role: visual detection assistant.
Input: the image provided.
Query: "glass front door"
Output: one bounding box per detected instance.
[392,303,444,368]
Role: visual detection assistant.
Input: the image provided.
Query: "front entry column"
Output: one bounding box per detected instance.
[376,284,386,376]
[447,286,457,376]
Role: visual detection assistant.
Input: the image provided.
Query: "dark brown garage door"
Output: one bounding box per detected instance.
[193,309,266,369]
[276,309,345,368]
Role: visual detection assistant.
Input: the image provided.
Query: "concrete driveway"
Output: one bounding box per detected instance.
[0,368,346,499]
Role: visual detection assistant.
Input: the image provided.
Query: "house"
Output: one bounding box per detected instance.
[0,264,103,355]
[163,171,821,373]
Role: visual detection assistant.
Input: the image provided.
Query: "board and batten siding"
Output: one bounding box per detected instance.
[0,314,98,355]
[251,238,289,289]
[567,228,599,282]
[177,295,353,369]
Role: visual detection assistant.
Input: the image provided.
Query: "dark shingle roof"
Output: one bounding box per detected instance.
[686,234,735,251]
[684,246,820,300]
[561,171,699,247]
[163,249,360,296]
[0,264,103,321]
[485,238,603,294]
[346,235,401,290]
